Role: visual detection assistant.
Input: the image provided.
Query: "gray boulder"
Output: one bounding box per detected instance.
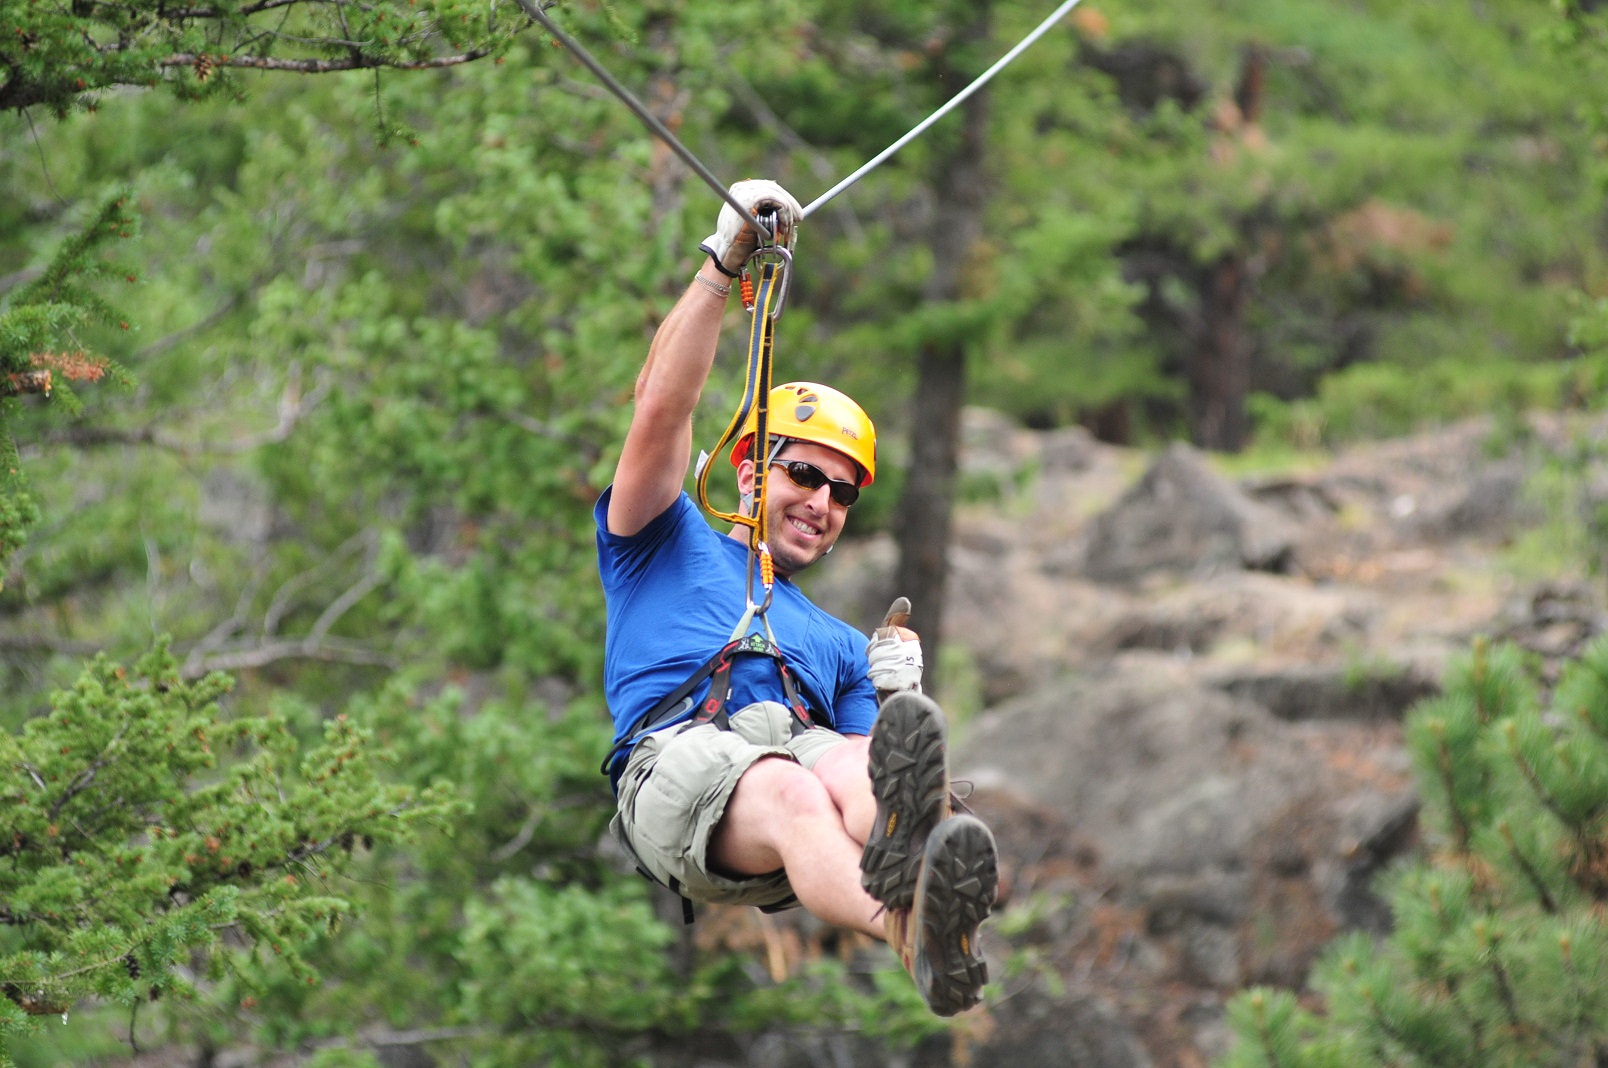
[967,987,1154,1068]
[1207,662,1440,723]
[1082,444,1296,583]
[954,660,1419,987]
[956,661,1307,880]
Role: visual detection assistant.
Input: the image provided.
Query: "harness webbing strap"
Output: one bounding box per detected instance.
[600,632,821,781]
[599,642,731,777]
[695,634,814,734]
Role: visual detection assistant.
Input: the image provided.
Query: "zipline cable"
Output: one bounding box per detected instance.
[800,0,1087,218]
[516,0,1085,224]
[511,0,769,234]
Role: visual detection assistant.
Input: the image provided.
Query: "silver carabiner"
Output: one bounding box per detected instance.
[741,243,793,321]
[735,542,774,637]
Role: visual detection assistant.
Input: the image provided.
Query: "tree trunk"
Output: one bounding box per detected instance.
[1189,252,1251,451]
[645,13,690,250]
[1186,45,1270,454]
[892,7,992,685]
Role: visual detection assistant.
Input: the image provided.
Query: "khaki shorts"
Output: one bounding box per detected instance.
[611,701,848,909]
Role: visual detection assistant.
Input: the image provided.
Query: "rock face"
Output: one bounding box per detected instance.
[1206,662,1441,723]
[963,661,1298,880]
[790,410,1608,1068]
[957,658,1416,980]
[1082,443,1296,582]
[924,648,1424,1063]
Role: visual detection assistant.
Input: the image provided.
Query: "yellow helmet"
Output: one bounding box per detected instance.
[729,382,877,486]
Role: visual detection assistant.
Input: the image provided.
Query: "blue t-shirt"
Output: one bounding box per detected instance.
[595,488,877,776]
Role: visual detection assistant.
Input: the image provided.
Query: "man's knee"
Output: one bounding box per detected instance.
[811,736,871,798]
[710,757,839,874]
[729,755,839,826]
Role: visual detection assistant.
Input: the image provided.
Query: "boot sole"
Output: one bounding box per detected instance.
[861,692,949,910]
[913,815,997,1017]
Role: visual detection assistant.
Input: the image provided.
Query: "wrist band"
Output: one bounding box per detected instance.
[693,273,732,298]
[700,244,742,278]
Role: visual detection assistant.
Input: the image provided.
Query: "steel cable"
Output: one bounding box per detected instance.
[801,0,1087,217]
[517,0,1086,223]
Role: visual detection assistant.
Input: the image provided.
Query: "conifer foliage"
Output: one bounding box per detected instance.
[0,193,135,581]
[1220,639,1608,1067]
[0,643,456,1065]
[0,0,534,116]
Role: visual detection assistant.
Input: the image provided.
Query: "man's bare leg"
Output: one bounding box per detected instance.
[809,735,875,844]
[707,756,885,938]
[709,734,998,1018]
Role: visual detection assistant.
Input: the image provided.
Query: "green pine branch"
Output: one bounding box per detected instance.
[0,193,140,583]
[0,643,462,1058]
[0,0,538,116]
[1221,636,1608,1066]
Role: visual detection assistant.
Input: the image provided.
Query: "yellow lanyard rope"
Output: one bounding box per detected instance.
[695,251,789,621]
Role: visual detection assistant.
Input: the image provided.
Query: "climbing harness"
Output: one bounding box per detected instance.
[600,617,826,923]
[598,631,821,782]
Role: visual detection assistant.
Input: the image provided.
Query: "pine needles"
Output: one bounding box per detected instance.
[1221,637,1608,1068]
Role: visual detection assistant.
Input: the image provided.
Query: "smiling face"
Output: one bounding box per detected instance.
[733,440,860,576]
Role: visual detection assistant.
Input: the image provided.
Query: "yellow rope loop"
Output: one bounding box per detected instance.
[694,257,783,536]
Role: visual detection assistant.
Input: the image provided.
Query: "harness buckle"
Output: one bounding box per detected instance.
[734,632,775,656]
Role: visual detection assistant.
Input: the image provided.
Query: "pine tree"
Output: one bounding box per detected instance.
[0,643,458,1066]
[0,0,542,581]
[1220,638,1608,1068]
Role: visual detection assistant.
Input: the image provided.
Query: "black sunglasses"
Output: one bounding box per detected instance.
[770,459,860,507]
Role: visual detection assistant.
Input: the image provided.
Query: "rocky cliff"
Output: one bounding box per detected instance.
[688,410,1608,1068]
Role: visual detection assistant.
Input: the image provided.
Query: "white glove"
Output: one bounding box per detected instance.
[699,179,802,277]
[867,630,924,694]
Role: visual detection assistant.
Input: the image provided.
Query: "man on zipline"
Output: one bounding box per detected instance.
[595,180,998,1016]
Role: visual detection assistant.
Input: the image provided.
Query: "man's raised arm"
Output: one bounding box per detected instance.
[607,180,801,538]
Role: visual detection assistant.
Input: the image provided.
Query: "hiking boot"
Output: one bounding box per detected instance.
[861,691,950,910]
[883,904,917,975]
[885,815,998,1017]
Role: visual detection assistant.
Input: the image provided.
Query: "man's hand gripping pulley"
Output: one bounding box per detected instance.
[699,179,801,278]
